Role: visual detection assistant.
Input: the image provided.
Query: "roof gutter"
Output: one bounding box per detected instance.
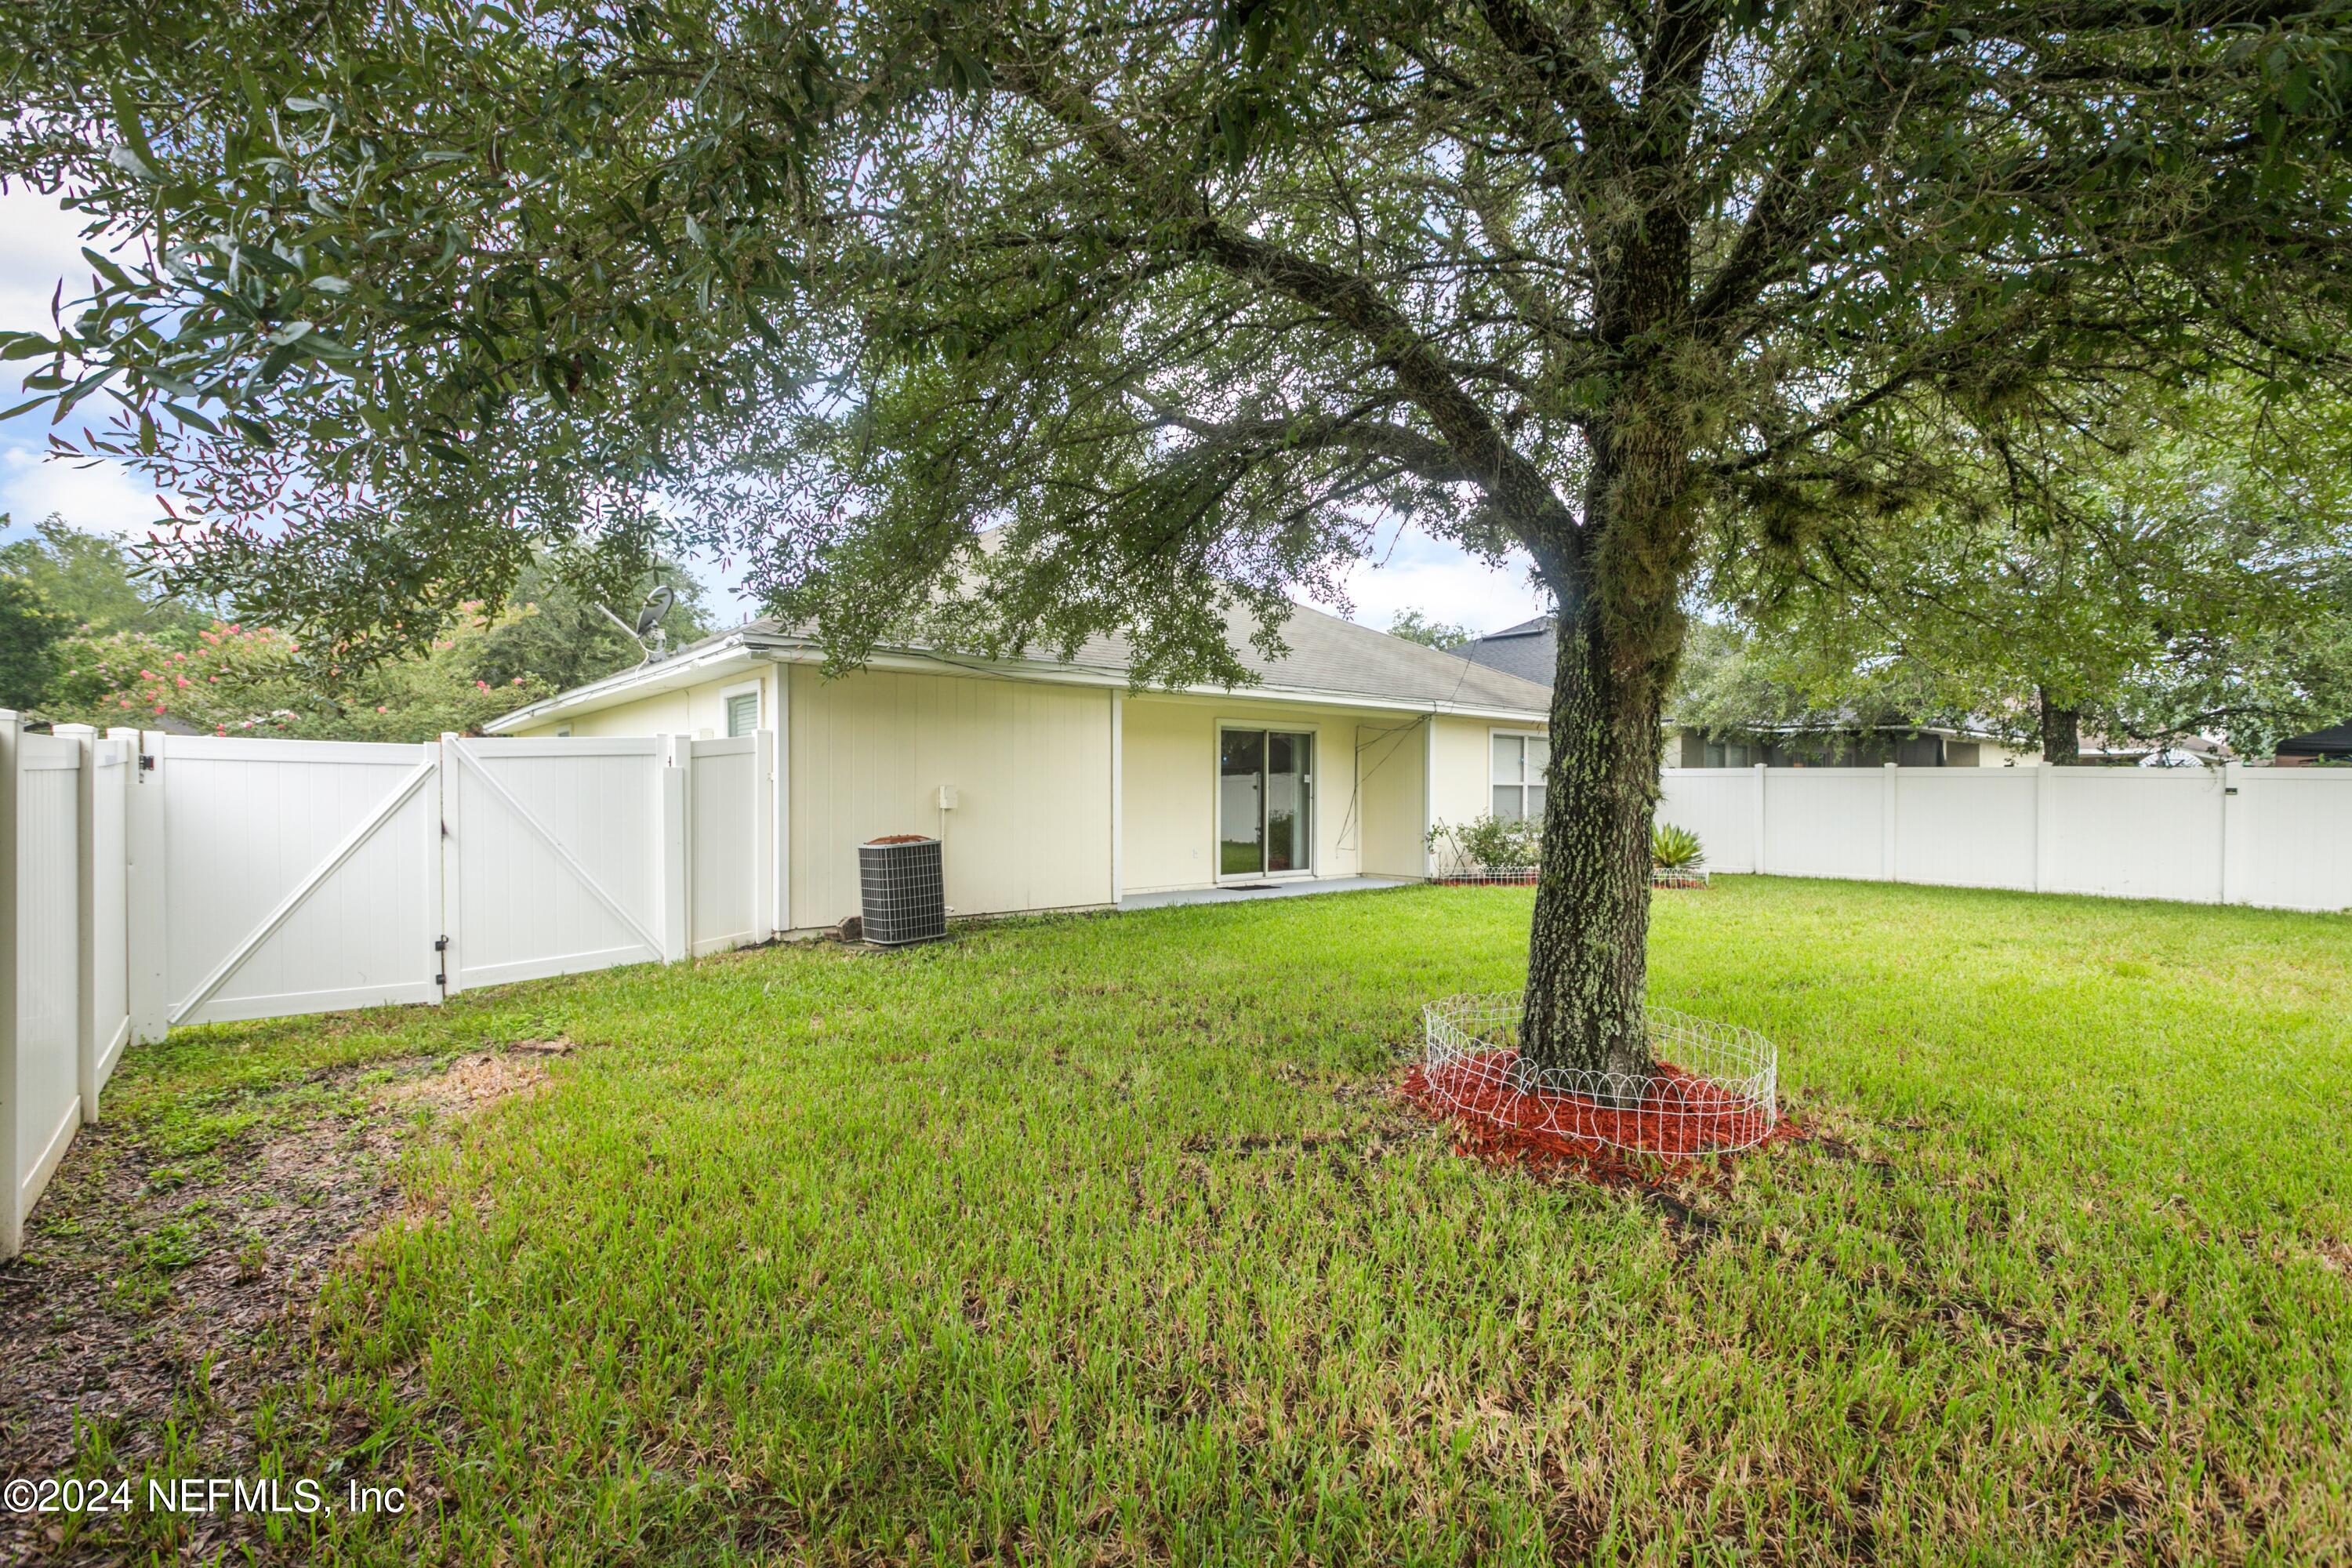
[483,638,764,732]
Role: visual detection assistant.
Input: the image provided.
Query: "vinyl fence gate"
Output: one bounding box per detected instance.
[3,720,775,1257]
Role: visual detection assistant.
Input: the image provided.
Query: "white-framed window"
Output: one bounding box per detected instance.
[1703,737,1757,768]
[721,682,760,738]
[1490,730,1549,822]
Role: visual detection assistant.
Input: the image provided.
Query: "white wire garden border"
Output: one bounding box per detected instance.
[1428,858,1711,890]
[1420,992,1778,1154]
[1432,866,1541,886]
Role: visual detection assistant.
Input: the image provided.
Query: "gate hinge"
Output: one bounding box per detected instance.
[434,935,449,989]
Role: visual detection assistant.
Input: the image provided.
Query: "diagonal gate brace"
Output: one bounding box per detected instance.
[448,742,666,962]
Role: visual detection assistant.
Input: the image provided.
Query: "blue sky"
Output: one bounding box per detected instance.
[0,187,1550,637]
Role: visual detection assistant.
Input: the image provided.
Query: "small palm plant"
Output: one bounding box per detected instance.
[1650,822,1707,885]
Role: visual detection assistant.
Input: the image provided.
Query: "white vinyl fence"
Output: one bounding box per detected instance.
[1658,762,2352,913]
[2,718,775,1257]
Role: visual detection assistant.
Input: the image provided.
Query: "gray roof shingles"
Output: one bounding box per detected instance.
[604,601,1553,716]
[2277,720,2352,757]
[1446,615,1557,687]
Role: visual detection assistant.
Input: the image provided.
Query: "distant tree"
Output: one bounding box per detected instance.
[1669,621,1806,737]
[1711,389,2352,762]
[0,572,72,710]
[291,612,555,740]
[1670,619,1982,760]
[0,514,208,638]
[45,612,551,739]
[12,2,2352,1076]
[1385,609,1475,651]
[4,523,701,724]
[0,511,205,713]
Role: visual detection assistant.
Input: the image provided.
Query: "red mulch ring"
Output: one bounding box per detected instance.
[1401,1047,1803,1188]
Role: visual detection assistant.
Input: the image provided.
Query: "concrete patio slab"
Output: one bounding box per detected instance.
[1117,876,1417,912]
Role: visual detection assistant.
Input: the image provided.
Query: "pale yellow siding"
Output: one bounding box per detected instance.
[1354,718,1428,877]
[510,650,1543,924]
[1432,714,1528,833]
[1121,695,1374,893]
[786,663,1113,928]
[540,666,775,741]
[543,687,695,738]
[1117,695,1469,895]
[1119,697,1210,893]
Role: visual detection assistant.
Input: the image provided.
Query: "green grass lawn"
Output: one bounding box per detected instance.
[23,878,2352,1564]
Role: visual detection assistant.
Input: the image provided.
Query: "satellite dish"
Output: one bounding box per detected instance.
[634,585,674,638]
[593,583,679,663]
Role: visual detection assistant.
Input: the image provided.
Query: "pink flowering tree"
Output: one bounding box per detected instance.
[45,608,550,739]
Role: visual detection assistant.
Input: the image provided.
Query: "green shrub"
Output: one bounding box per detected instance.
[1650,822,1706,871]
[1425,812,1539,873]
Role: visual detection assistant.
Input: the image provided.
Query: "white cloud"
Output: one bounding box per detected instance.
[0,444,172,539]
[0,186,116,339]
[1325,527,1550,639]
[0,191,180,544]
[0,186,145,463]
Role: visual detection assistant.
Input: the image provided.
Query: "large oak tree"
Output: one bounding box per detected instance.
[7,1,2351,1075]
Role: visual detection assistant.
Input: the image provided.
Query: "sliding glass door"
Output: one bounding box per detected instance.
[1218,728,1313,879]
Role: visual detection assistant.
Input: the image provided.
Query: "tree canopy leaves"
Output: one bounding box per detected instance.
[1708,383,2352,757]
[6,1,2349,682]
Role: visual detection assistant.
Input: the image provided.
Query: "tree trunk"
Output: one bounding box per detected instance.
[1519,592,1670,1085]
[1518,405,1691,1084]
[2038,688,2081,764]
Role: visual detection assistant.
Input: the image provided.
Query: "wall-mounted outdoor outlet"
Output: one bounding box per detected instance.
[937,784,959,810]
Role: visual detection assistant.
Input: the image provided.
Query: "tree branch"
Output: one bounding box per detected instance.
[995,49,1587,561]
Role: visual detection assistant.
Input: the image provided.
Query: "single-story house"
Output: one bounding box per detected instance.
[487,606,1552,935]
[1446,615,2030,767]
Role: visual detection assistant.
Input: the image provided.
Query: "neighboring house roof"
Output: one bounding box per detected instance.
[488,600,1554,733]
[2276,720,2352,757]
[1446,615,1557,685]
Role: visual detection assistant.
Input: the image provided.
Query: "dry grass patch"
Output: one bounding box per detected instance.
[0,1036,577,1565]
